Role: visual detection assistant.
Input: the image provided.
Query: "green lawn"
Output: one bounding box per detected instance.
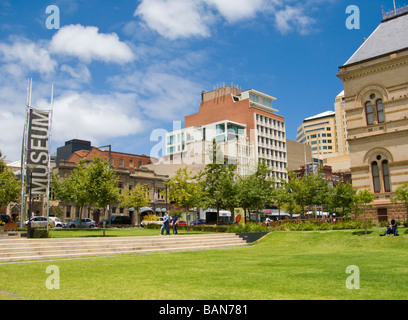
[0,228,407,300]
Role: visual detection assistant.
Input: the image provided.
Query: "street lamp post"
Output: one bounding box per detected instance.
[97,145,112,233]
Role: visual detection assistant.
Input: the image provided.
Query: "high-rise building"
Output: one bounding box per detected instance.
[296,111,337,157]
[337,7,408,220]
[170,85,287,181]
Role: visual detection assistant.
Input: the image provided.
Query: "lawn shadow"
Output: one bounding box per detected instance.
[352,230,374,236]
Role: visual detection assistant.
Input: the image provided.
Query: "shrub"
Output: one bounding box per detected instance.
[227,223,269,234]
[28,228,50,238]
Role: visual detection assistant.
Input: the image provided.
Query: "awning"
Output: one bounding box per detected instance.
[139,207,154,214]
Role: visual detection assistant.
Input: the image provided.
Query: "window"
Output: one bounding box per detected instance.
[371,162,381,193]
[382,160,390,192]
[216,124,225,134]
[366,102,375,125]
[377,99,385,123]
[168,135,175,145]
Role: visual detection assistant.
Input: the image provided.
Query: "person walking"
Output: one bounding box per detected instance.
[172,213,179,235]
[160,211,170,236]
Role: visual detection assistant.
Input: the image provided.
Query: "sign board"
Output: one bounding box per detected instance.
[234,208,245,225]
[26,108,51,195]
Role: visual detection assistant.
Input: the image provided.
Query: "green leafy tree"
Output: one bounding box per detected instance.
[272,181,301,219]
[166,167,205,214]
[238,161,274,223]
[392,182,408,219]
[53,160,90,223]
[0,152,21,209]
[120,183,149,225]
[287,171,314,215]
[87,156,120,225]
[53,157,119,228]
[354,189,376,234]
[198,139,238,224]
[330,181,356,217]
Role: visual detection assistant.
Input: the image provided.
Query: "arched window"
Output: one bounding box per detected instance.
[365,102,374,125]
[382,160,390,192]
[377,99,385,123]
[371,161,381,193]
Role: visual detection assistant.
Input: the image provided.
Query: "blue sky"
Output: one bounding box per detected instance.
[0,0,401,161]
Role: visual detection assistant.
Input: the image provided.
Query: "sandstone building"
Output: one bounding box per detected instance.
[337,9,408,220]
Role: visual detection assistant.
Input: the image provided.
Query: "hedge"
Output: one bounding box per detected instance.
[143,220,379,233]
[28,228,50,238]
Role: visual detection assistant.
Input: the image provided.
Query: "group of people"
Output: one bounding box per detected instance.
[160,211,178,236]
[380,219,399,236]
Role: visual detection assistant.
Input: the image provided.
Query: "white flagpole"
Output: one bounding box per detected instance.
[19,79,31,228]
[46,84,54,232]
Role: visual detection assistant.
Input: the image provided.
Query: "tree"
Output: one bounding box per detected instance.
[330,182,356,217]
[272,181,301,219]
[0,152,20,209]
[120,183,149,226]
[354,189,376,234]
[53,160,90,224]
[86,156,120,225]
[238,161,274,223]
[198,139,238,224]
[53,157,120,229]
[287,171,314,215]
[165,167,205,214]
[392,182,408,217]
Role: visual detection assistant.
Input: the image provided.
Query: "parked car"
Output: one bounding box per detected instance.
[101,215,132,226]
[63,218,95,229]
[170,220,187,226]
[0,215,10,224]
[190,219,206,225]
[48,217,63,228]
[25,216,55,228]
[140,217,164,228]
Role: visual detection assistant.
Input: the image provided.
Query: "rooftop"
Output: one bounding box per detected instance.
[304,111,335,123]
[343,10,408,66]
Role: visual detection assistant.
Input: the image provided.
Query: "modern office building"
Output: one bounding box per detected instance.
[163,120,256,176]
[296,110,337,157]
[337,7,408,219]
[179,85,287,182]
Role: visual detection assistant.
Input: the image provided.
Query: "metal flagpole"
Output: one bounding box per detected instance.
[19,78,31,228]
[46,84,54,232]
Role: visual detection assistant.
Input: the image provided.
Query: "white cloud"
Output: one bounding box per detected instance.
[60,64,91,83]
[49,91,144,145]
[49,24,135,64]
[204,0,265,23]
[0,111,25,161]
[109,70,202,121]
[134,0,318,39]
[0,38,57,76]
[274,5,316,35]
[134,0,213,40]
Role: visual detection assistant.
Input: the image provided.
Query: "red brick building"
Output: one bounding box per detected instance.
[67,147,153,169]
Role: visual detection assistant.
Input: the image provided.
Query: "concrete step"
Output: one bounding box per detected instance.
[0,234,247,262]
